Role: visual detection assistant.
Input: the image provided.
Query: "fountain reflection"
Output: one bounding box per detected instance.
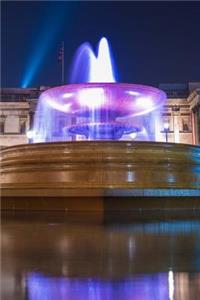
[2,214,200,300]
[27,273,168,300]
[26,272,200,300]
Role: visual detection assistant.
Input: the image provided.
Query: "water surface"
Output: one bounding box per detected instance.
[1,212,200,300]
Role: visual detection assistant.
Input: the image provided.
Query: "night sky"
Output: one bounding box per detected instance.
[2,1,200,88]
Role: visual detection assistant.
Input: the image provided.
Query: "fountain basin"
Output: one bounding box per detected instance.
[1,141,200,203]
[42,83,166,116]
[36,83,166,141]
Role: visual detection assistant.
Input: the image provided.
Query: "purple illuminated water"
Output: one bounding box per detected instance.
[28,273,169,300]
[70,37,116,83]
[31,38,166,142]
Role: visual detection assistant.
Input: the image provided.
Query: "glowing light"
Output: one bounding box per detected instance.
[164,122,170,130]
[26,130,35,139]
[62,93,73,99]
[130,132,137,139]
[135,97,153,108]
[127,171,135,182]
[78,87,105,108]
[89,37,115,82]
[168,270,174,300]
[126,90,140,96]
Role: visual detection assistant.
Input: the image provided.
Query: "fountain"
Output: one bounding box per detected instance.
[1,38,200,211]
[32,38,165,143]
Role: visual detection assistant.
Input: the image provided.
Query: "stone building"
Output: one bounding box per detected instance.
[159,83,200,145]
[0,87,43,147]
[0,83,200,147]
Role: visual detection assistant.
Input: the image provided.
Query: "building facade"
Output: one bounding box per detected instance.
[159,83,200,145]
[0,83,200,147]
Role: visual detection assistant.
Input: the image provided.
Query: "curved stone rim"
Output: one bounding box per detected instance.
[1,141,200,196]
[1,140,200,152]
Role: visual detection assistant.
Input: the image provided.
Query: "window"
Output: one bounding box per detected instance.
[4,115,20,133]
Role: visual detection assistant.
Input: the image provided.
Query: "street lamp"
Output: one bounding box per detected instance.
[164,122,170,142]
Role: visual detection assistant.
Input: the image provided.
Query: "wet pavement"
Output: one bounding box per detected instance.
[1,211,200,300]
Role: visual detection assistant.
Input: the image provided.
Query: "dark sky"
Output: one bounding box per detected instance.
[2,1,200,88]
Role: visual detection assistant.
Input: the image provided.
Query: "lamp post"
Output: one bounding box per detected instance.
[164,122,170,143]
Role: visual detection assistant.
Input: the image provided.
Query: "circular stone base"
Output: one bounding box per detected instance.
[1,141,200,198]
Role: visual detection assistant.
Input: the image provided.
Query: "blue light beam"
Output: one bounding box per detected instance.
[21,6,66,88]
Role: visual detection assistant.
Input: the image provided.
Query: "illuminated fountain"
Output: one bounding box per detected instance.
[32,38,165,143]
[1,38,200,209]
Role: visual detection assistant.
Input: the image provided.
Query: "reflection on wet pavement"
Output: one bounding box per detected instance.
[1,212,200,300]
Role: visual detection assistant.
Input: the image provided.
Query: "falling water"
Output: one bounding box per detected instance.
[30,37,166,143]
